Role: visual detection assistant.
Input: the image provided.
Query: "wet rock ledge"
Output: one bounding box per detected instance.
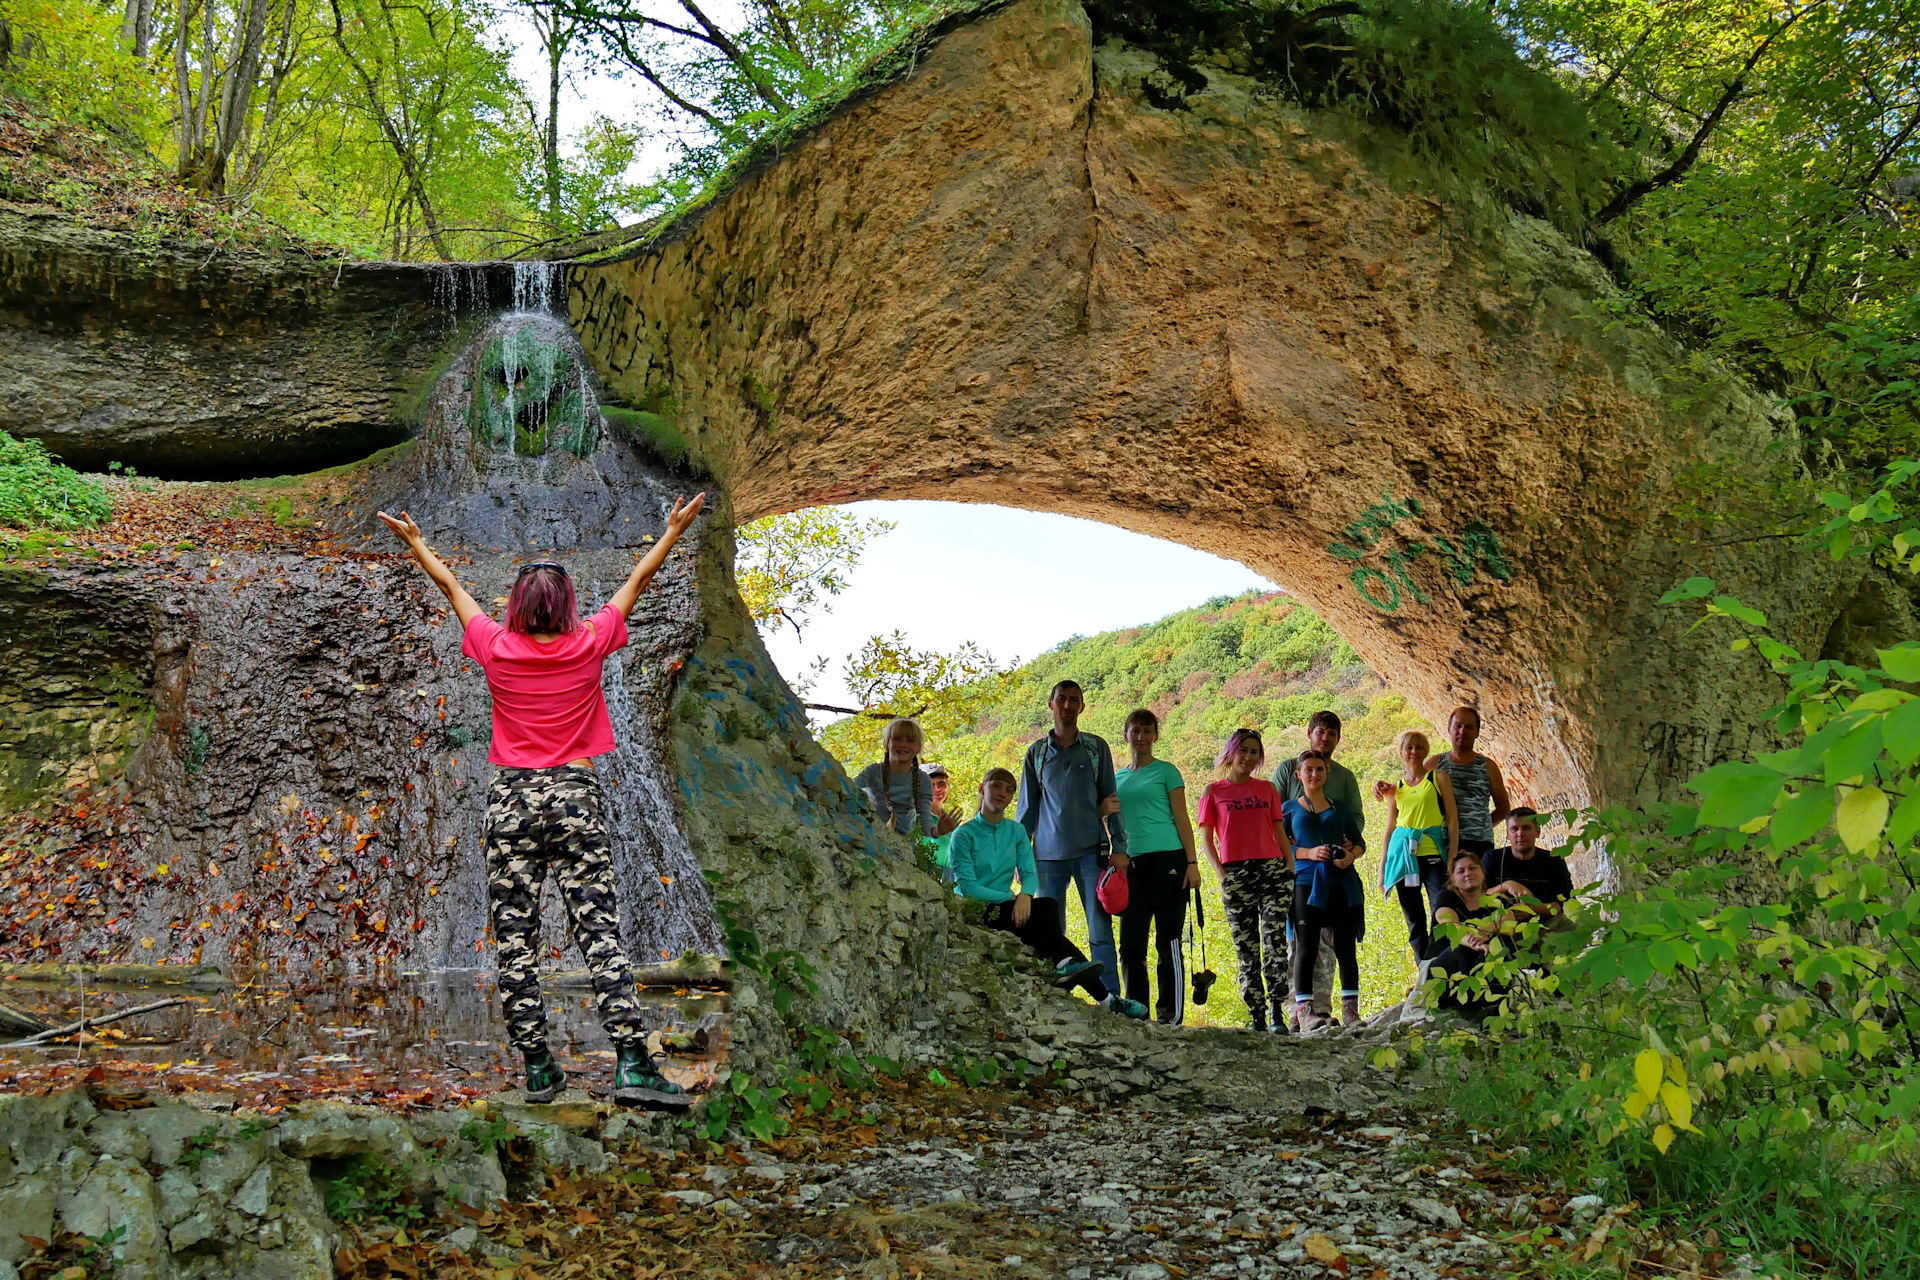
[0,1088,674,1280]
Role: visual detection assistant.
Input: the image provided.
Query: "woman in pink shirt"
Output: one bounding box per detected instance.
[378,493,704,1109]
[1197,728,1296,1034]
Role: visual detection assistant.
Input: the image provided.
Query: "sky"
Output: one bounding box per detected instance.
[757,502,1277,711]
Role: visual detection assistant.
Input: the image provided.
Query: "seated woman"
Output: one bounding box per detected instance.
[1284,750,1367,1029]
[951,768,1149,1019]
[1426,851,1516,1017]
[854,717,938,838]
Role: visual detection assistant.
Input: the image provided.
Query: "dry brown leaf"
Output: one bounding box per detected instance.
[1303,1233,1343,1265]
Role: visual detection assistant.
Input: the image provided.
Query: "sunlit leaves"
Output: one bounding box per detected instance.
[734,509,895,638]
[1770,787,1833,849]
[1835,786,1889,853]
[1689,761,1784,828]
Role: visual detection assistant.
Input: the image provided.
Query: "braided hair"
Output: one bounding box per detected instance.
[875,717,927,834]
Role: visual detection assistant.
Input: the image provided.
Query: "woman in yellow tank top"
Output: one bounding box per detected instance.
[1373,729,1459,965]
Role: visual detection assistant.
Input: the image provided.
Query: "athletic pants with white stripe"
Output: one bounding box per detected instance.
[1119,850,1189,1024]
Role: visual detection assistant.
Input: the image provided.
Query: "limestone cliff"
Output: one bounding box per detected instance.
[0,208,510,478]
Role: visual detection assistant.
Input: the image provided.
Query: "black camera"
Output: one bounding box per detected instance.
[1191,967,1218,1005]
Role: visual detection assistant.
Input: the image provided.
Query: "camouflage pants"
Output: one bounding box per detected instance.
[1220,858,1294,1030]
[485,764,644,1054]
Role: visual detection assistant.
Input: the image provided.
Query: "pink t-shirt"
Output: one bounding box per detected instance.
[461,603,628,768]
[1197,778,1288,864]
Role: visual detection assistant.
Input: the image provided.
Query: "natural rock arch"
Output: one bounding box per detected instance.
[566,0,1899,878]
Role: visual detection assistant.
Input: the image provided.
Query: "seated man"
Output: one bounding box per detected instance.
[1481,806,1574,923]
[951,768,1148,1019]
[925,764,961,885]
[1426,850,1517,1017]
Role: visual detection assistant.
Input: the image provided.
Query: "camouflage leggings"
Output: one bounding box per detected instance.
[485,764,644,1054]
[1220,857,1295,1030]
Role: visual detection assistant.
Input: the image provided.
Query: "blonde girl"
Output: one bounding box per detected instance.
[854,718,937,837]
[1373,728,1459,963]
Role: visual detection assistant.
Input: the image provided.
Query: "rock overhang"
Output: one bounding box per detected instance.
[561,0,1912,882]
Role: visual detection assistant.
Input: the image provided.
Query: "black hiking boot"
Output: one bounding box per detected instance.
[523,1050,565,1103]
[615,1044,692,1112]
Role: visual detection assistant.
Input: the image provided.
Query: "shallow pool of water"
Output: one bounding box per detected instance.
[0,970,726,1107]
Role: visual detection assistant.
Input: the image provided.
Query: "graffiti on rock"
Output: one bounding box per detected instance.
[1328,490,1512,611]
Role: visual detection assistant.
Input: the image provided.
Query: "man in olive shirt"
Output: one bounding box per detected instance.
[1272,710,1367,1025]
[1272,710,1367,829]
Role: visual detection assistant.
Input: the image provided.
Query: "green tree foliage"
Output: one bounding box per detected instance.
[816,632,1015,763]
[558,0,916,198]
[1495,0,1919,467]
[1445,465,1920,1275]
[733,507,895,637]
[0,0,648,256]
[0,432,113,530]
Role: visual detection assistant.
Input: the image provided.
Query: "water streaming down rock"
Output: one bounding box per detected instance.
[347,294,724,967]
[598,650,716,965]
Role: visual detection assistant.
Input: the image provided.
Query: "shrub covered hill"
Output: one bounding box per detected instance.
[841,590,1432,1024]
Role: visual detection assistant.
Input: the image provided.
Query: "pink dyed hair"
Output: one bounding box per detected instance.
[507,565,578,635]
[1216,728,1265,770]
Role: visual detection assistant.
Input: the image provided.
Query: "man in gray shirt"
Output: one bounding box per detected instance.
[1020,680,1128,986]
[1271,709,1367,1026]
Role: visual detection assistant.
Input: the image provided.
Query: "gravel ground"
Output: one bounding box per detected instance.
[651,1092,1587,1280]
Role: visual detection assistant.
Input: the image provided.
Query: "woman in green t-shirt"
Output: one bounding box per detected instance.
[1114,708,1201,1023]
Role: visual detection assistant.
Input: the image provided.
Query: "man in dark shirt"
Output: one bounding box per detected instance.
[1482,807,1573,920]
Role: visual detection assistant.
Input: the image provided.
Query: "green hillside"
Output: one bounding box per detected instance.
[829,590,1434,1026]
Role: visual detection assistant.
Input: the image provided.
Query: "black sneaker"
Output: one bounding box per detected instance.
[615,1044,692,1112]
[524,1050,565,1103]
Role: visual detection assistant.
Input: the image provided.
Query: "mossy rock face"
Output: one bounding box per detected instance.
[475,325,599,460]
[0,567,155,806]
[602,407,698,474]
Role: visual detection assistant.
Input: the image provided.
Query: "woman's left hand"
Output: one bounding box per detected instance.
[1183,863,1201,890]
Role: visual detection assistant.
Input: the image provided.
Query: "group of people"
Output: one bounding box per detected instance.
[857,689,1575,1032]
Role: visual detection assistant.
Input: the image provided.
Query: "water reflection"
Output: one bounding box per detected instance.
[0,971,726,1102]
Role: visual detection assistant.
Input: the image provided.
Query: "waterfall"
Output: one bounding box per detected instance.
[429,262,494,319]
[601,650,722,962]
[512,260,563,316]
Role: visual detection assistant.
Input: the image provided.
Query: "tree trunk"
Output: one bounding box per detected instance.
[544,3,564,229]
[173,0,203,184]
[201,0,277,195]
[326,0,453,260]
[121,0,154,57]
